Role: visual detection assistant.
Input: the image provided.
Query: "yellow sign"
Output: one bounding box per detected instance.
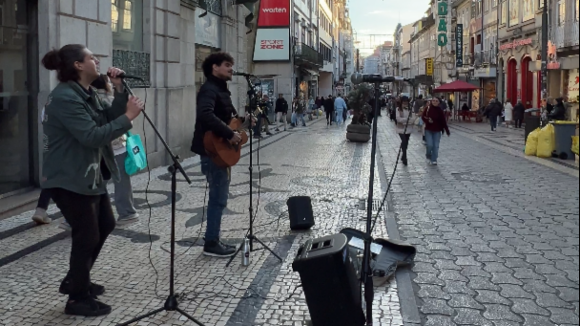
[426,58,434,76]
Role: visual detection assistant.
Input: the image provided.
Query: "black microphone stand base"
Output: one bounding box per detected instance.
[117,295,203,326]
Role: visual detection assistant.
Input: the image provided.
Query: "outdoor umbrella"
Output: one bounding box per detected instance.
[433,80,480,93]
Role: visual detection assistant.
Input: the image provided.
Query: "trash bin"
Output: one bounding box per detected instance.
[552,121,579,160]
[525,115,541,141]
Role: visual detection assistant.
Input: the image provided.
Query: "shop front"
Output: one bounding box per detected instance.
[0,0,36,197]
[195,9,221,94]
[474,67,497,108]
[499,37,540,108]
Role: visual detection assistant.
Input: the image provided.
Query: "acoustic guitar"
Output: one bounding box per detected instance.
[203,109,261,168]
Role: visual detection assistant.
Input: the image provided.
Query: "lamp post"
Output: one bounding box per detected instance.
[541,0,549,108]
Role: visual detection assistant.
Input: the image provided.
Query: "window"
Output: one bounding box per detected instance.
[492,0,498,8]
[501,0,508,24]
[112,0,143,51]
[559,0,565,26]
[576,0,579,21]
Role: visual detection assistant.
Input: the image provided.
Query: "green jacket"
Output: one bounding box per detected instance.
[41,81,132,195]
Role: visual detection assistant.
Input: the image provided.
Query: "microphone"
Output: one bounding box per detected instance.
[107,72,144,80]
[232,71,255,77]
[351,73,409,85]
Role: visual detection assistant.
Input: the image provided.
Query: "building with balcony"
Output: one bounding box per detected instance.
[319,0,334,96]
[547,0,579,116]
[0,0,252,198]
[497,0,544,109]
[409,11,436,96]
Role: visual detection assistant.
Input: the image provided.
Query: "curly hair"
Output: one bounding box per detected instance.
[202,52,234,78]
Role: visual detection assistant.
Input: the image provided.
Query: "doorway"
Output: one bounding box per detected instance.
[0,0,36,197]
[507,58,517,103]
[521,56,533,108]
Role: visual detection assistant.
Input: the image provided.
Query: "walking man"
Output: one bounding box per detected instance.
[334,94,347,126]
[275,93,289,131]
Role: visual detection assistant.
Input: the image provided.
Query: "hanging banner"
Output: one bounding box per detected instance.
[426,58,434,76]
[253,28,291,62]
[456,24,464,68]
[437,0,449,47]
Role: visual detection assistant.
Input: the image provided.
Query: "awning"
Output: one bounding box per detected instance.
[433,80,480,93]
[303,69,320,77]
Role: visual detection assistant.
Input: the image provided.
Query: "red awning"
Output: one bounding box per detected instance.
[433,80,480,93]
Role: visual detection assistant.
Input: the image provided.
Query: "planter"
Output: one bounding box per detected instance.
[346,123,371,143]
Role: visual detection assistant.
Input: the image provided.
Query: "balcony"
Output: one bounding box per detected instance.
[552,21,580,50]
[294,43,324,68]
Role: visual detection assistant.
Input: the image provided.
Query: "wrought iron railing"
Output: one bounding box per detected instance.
[552,21,580,49]
[295,43,324,67]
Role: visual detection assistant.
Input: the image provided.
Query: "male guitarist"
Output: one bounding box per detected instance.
[191,52,243,258]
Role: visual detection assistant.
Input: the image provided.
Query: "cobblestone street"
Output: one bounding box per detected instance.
[0,116,578,326]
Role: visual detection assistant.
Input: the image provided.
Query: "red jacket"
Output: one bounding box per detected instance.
[422,104,450,135]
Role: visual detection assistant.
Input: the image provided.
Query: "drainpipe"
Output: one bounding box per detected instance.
[541,0,548,108]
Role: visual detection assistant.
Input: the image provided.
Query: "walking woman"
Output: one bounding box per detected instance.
[422,97,450,165]
[41,44,144,316]
[396,96,414,166]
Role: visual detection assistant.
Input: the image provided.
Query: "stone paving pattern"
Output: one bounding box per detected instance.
[378,117,580,326]
[0,119,402,326]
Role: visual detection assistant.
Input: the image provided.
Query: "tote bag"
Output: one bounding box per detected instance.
[125,131,148,176]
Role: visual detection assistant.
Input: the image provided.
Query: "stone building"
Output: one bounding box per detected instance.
[0,0,252,198]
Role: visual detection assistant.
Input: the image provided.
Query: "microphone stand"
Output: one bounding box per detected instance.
[117,80,203,326]
[226,75,283,268]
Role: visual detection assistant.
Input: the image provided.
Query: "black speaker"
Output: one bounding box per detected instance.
[292,233,365,326]
[287,196,315,230]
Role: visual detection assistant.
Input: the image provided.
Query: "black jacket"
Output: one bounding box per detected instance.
[485,102,503,118]
[324,98,334,112]
[191,76,238,155]
[513,103,526,119]
[275,98,289,113]
[549,103,567,121]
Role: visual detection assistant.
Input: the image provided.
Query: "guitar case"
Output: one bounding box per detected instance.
[340,228,416,287]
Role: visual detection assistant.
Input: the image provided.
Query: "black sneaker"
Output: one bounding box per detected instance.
[60,280,105,297]
[65,297,112,317]
[204,240,236,258]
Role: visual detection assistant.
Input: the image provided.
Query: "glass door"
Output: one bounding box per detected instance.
[0,0,32,196]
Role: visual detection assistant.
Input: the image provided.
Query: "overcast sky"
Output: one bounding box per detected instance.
[349,0,430,54]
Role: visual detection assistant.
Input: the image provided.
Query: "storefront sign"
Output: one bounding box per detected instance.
[547,41,561,70]
[499,38,533,51]
[569,69,579,101]
[253,28,291,61]
[257,0,291,27]
[474,67,497,78]
[426,58,434,76]
[195,11,221,48]
[437,0,449,47]
[456,24,464,67]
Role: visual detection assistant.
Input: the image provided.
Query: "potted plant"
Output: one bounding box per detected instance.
[346,83,373,143]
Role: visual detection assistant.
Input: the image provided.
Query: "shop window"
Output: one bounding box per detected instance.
[112,0,143,52]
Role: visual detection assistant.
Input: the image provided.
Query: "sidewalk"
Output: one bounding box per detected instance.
[0,119,404,326]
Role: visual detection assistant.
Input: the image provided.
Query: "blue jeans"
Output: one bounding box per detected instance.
[200,156,230,241]
[336,109,344,125]
[296,113,306,126]
[425,130,442,163]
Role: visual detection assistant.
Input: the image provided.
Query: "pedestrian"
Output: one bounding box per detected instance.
[260,95,273,135]
[296,97,307,127]
[31,189,53,224]
[334,93,347,126]
[41,44,144,316]
[422,97,450,165]
[324,95,334,126]
[275,93,289,132]
[548,97,567,121]
[413,95,425,114]
[504,99,514,128]
[484,98,503,132]
[396,96,414,166]
[513,100,525,128]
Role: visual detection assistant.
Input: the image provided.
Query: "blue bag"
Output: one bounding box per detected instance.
[125,131,147,176]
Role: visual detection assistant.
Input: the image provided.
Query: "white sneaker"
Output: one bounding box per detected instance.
[59,220,72,231]
[432,161,438,165]
[32,208,51,225]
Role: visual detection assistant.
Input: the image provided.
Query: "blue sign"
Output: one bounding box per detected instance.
[456,24,464,68]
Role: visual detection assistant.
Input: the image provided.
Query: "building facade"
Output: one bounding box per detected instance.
[0,0,251,197]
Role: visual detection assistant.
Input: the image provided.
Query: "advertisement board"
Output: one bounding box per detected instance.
[456,24,463,68]
[253,28,291,62]
[257,0,291,27]
[426,58,434,76]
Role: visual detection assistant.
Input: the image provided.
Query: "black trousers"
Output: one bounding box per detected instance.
[399,134,411,161]
[50,188,116,300]
[514,117,523,128]
[37,188,52,210]
[326,111,334,124]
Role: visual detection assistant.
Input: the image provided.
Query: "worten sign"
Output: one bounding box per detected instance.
[438,0,449,47]
[257,0,290,27]
[253,28,291,62]
[499,38,533,51]
[456,24,464,67]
